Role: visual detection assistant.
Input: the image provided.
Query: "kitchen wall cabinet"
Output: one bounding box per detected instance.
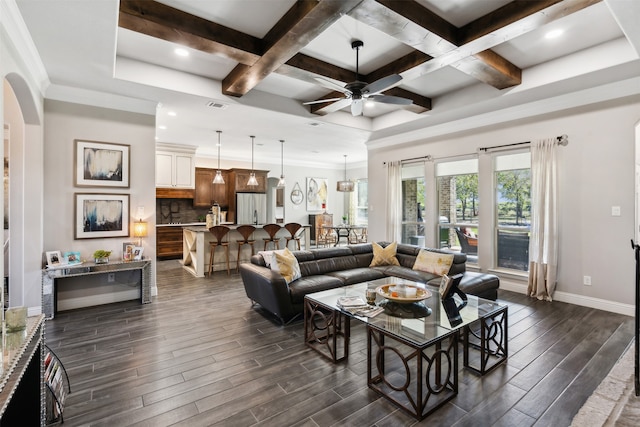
[194,168,229,208]
[156,143,197,189]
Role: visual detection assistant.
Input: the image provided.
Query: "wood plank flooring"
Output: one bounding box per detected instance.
[44,260,635,426]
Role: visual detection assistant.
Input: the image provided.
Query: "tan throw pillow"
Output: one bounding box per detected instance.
[413,249,454,276]
[370,242,400,267]
[271,247,302,284]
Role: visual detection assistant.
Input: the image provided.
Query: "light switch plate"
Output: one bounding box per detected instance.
[612,206,621,216]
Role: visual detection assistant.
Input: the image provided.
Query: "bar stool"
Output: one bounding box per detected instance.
[284,223,303,250]
[208,225,231,276]
[262,223,282,250]
[236,224,256,272]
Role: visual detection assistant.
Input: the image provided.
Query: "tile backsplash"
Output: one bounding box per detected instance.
[156,199,211,224]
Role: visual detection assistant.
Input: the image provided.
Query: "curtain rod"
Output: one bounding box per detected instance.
[479,134,568,152]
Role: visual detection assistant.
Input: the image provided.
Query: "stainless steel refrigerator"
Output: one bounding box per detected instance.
[236,193,267,225]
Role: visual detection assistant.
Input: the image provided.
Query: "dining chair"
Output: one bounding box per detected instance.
[208,225,231,276]
[284,222,303,250]
[262,223,282,250]
[236,224,256,272]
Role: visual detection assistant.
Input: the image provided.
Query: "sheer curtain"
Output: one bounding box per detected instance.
[386,161,402,242]
[528,137,559,301]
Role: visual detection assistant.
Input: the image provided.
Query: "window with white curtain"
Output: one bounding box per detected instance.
[401,162,426,245]
[353,179,368,225]
[436,158,479,262]
[494,151,531,271]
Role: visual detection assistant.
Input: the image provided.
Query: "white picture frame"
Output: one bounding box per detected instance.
[75,139,130,188]
[46,250,63,267]
[75,193,130,239]
[133,246,144,260]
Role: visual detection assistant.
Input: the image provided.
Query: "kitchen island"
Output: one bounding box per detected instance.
[182,224,311,277]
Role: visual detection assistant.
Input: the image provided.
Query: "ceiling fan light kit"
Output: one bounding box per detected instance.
[304,40,412,116]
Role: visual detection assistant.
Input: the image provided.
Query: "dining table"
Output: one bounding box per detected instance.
[320,224,367,246]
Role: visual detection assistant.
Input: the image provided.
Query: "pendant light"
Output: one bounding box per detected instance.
[277,139,286,189]
[336,154,354,192]
[212,130,225,184]
[247,135,259,186]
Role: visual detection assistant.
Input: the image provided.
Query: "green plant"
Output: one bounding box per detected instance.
[92,249,112,259]
[342,215,347,221]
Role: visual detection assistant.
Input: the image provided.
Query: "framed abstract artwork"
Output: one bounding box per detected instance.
[75,140,130,188]
[306,177,328,211]
[75,193,130,239]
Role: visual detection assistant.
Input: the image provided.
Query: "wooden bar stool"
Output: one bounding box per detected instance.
[284,222,303,250]
[262,223,282,250]
[208,225,231,276]
[236,225,256,272]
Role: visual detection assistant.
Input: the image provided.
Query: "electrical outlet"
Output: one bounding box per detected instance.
[583,275,591,286]
[107,273,115,283]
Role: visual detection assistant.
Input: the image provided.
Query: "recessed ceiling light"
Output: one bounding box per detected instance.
[175,48,189,57]
[167,111,176,116]
[158,125,167,130]
[545,29,564,39]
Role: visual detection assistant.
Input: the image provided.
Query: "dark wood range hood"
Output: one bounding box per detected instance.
[156,188,195,199]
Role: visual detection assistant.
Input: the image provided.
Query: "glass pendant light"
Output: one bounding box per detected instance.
[336,154,354,192]
[277,139,286,189]
[212,130,225,184]
[247,135,259,186]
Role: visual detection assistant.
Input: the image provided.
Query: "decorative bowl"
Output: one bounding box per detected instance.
[375,284,431,303]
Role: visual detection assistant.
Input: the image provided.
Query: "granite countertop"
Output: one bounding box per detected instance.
[157,222,233,227]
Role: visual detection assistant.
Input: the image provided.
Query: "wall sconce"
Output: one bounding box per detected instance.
[133,219,148,247]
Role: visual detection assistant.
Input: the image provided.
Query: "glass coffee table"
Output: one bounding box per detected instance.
[303,276,507,420]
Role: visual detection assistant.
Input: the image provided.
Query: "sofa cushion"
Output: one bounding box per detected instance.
[377,265,439,284]
[271,248,302,284]
[370,242,400,267]
[413,249,454,276]
[327,268,387,285]
[288,275,344,304]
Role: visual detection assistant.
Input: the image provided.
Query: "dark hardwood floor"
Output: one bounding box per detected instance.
[44,260,635,426]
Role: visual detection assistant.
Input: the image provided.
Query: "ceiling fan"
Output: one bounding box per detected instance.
[304,40,412,116]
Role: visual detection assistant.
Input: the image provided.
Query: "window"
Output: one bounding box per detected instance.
[401,162,426,245]
[436,159,479,261]
[352,179,368,225]
[495,152,531,271]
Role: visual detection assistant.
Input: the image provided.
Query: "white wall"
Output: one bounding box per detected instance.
[43,100,157,296]
[368,97,640,314]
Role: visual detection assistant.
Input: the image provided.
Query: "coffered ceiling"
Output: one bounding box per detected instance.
[14,0,640,167]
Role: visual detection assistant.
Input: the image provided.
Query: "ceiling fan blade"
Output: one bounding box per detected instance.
[351,99,363,116]
[303,97,345,105]
[368,94,413,105]
[320,98,353,114]
[313,77,351,95]
[362,74,402,95]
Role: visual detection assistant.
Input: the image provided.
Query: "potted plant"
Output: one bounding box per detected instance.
[93,249,112,264]
[342,215,348,225]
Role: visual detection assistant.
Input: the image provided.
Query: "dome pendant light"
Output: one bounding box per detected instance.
[212,130,225,184]
[277,139,286,189]
[337,154,354,192]
[247,135,259,186]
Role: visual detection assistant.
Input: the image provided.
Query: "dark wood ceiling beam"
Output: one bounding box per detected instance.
[118,0,262,64]
[222,0,364,97]
[349,0,521,89]
[417,0,601,75]
[280,53,356,84]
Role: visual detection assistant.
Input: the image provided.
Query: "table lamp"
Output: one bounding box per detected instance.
[134,218,148,247]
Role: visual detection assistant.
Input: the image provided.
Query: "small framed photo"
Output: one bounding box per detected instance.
[133,247,144,261]
[439,274,454,298]
[63,251,82,265]
[123,242,135,261]
[46,251,63,267]
[75,140,130,188]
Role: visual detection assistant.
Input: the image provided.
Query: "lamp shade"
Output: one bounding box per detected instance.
[133,220,148,238]
[213,130,225,184]
[337,154,354,192]
[247,135,258,186]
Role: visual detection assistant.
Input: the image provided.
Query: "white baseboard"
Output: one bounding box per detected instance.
[500,278,634,317]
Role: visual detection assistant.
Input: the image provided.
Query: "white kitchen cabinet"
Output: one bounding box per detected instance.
[156,143,197,188]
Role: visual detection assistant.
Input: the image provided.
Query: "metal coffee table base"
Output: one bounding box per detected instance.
[367,326,459,420]
[304,298,350,363]
[464,305,508,375]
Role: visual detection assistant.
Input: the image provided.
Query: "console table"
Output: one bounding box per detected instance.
[42,259,152,319]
